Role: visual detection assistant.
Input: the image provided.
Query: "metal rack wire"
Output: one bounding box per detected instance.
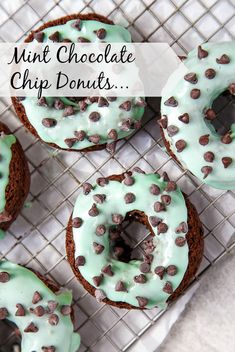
[0,0,235,351]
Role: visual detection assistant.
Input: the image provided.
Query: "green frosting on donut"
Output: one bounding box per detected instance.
[21,19,145,150]
[0,260,80,352]
[72,172,189,309]
[161,42,235,190]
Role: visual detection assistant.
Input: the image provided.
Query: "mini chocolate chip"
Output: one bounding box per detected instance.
[205,108,216,120]
[163,281,173,294]
[32,291,42,304]
[72,217,82,228]
[95,289,106,302]
[89,111,101,122]
[154,266,165,280]
[32,305,45,317]
[175,236,186,247]
[144,254,154,264]
[115,280,127,292]
[190,89,201,99]
[198,45,208,59]
[114,246,124,257]
[216,54,230,64]
[42,118,57,128]
[98,97,109,107]
[109,228,121,242]
[221,132,232,144]
[154,201,166,212]
[15,304,25,316]
[205,68,216,79]
[74,130,86,141]
[106,141,117,154]
[0,307,8,320]
[167,125,179,137]
[157,222,168,235]
[140,262,150,273]
[93,242,105,254]
[49,31,60,42]
[92,274,103,287]
[178,113,190,124]
[119,100,131,111]
[54,98,64,110]
[149,216,162,227]
[165,181,177,192]
[0,210,12,222]
[184,72,198,84]
[164,96,178,107]
[33,31,44,42]
[95,28,106,39]
[0,272,10,283]
[199,134,210,146]
[167,265,177,276]
[38,97,48,107]
[63,106,74,117]
[136,296,148,308]
[175,139,186,152]
[47,301,58,313]
[158,115,168,129]
[62,38,72,43]
[71,19,82,30]
[229,83,235,95]
[48,314,59,326]
[96,224,106,236]
[201,165,213,179]
[150,184,160,195]
[89,134,100,144]
[88,203,99,217]
[175,222,188,233]
[101,264,113,276]
[64,138,77,148]
[42,346,56,352]
[222,157,232,168]
[162,172,170,181]
[93,194,106,204]
[133,167,146,174]
[134,274,147,284]
[135,97,146,107]
[144,240,155,254]
[75,256,86,266]
[204,151,215,162]
[108,129,118,140]
[112,214,123,224]
[79,100,88,112]
[61,305,72,316]
[120,119,132,131]
[82,182,93,195]
[78,37,90,42]
[89,96,99,103]
[24,322,38,332]
[124,192,136,204]
[107,96,117,102]
[161,195,171,205]
[123,174,135,186]
[96,177,108,187]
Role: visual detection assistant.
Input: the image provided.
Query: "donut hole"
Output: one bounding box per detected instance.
[0,320,21,351]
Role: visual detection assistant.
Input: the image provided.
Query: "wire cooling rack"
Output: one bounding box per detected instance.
[0,0,235,351]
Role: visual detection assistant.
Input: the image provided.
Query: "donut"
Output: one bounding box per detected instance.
[66,170,203,309]
[0,260,80,351]
[12,13,145,152]
[0,122,30,235]
[160,42,235,190]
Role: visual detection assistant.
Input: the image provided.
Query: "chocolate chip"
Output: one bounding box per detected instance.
[184,72,198,84]
[92,274,103,287]
[74,130,86,141]
[95,28,106,39]
[0,307,8,320]
[123,174,135,186]
[165,181,177,192]
[95,224,106,236]
[154,266,165,280]
[119,100,131,111]
[93,194,106,204]
[98,97,109,107]
[88,203,99,217]
[109,227,121,241]
[134,274,146,284]
[101,264,113,276]
[154,201,166,212]
[135,97,146,107]
[140,262,150,273]
[229,83,235,95]
[0,272,10,283]
[79,100,88,111]
[89,134,100,144]
[149,216,162,227]
[190,89,201,99]
[175,236,186,247]
[162,172,170,181]
[144,240,155,254]
[32,305,45,317]
[42,118,57,128]
[82,183,92,195]
[167,265,177,276]
[96,177,108,187]
[75,256,85,266]
[178,113,190,124]
[163,281,173,295]
[95,289,106,302]
[158,115,168,129]
[205,68,216,79]
[115,280,127,292]
[124,192,136,204]
[93,242,105,254]
[63,106,74,117]
[42,346,56,352]
[144,253,154,264]
[136,296,148,308]
[106,141,117,154]
[89,96,99,103]
[164,96,178,107]
[61,305,72,316]
[62,38,72,43]
[150,184,160,195]
[112,214,123,224]
[108,129,118,140]
[38,97,48,106]
[204,151,214,162]
[199,134,209,146]
[205,108,216,120]
[54,98,64,110]
[47,301,58,313]
[78,37,90,42]
[72,217,82,228]
[33,31,44,42]
[107,96,117,102]
[0,211,12,223]
[49,31,60,42]
[201,165,213,179]
[120,119,131,131]
[24,322,38,332]
[88,111,100,122]
[133,166,145,174]
[157,222,168,235]
[15,304,25,316]
[198,45,208,59]
[114,246,124,258]
[48,314,59,326]
[71,19,82,31]
[64,138,77,148]
[167,125,179,137]
[161,195,171,205]
[221,132,232,144]
[222,157,232,168]
[32,291,42,304]
[216,54,230,64]
[176,222,188,233]
[175,139,186,152]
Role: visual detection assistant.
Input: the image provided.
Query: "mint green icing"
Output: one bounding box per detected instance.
[161,42,235,190]
[0,229,5,239]
[21,19,145,150]
[72,173,189,309]
[0,133,16,213]
[0,260,80,352]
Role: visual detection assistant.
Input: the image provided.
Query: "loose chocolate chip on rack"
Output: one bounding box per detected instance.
[93,242,105,254]
[32,291,42,304]
[95,28,106,39]
[134,274,147,284]
[24,322,38,333]
[71,19,82,31]
[0,272,10,283]
[154,201,166,212]
[140,263,150,273]
[178,113,190,124]
[89,134,100,144]
[221,132,232,144]
[163,281,173,294]
[88,203,99,217]
[49,31,60,42]
[123,173,135,186]
[216,54,230,64]
[154,266,165,280]
[161,195,171,205]
[74,130,86,141]
[204,151,215,162]
[72,217,82,228]
[133,167,146,174]
[164,96,178,107]
[0,307,8,320]
[136,296,148,308]
[201,165,213,179]
[124,192,136,204]
[175,139,186,152]
[98,97,109,107]
[38,97,48,107]
[54,98,64,110]
[92,274,103,287]
[162,172,170,181]
[205,108,216,120]
[93,194,106,204]
[222,157,232,168]
[175,222,188,233]
[108,129,118,140]
[119,100,131,111]
[175,236,186,247]
[33,31,44,42]
[75,256,86,266]
[78,37,90,42]
[167,125,179,137]
[96,224,106,236]
[184,72,198,84]
[199,134,209,146]
[95,289,106,302]
[158,115,168,129]
[47,301,58,314]
[165,181,177,192]
[205,68,216,79]
[115,280,127,292]
[64,138,77,148]
[42,118,57,128]
[190,89,201,99]
[150,184,160,195]
[89,111,101,122]
[167,265,177,276]
[61,305,72,316]
[82,182,93,195]
[157,222,168,235]
[48,314,59,326]
[42,346,56,352]
[96,177,109,187]
[31,306,45,317]
[112,214,123,224]
[198,45,208,59]
[229,83,235,95]
[101,264,113,276]
[149,216,162,227]
[15,304,25,316]
[63,106,74,117]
